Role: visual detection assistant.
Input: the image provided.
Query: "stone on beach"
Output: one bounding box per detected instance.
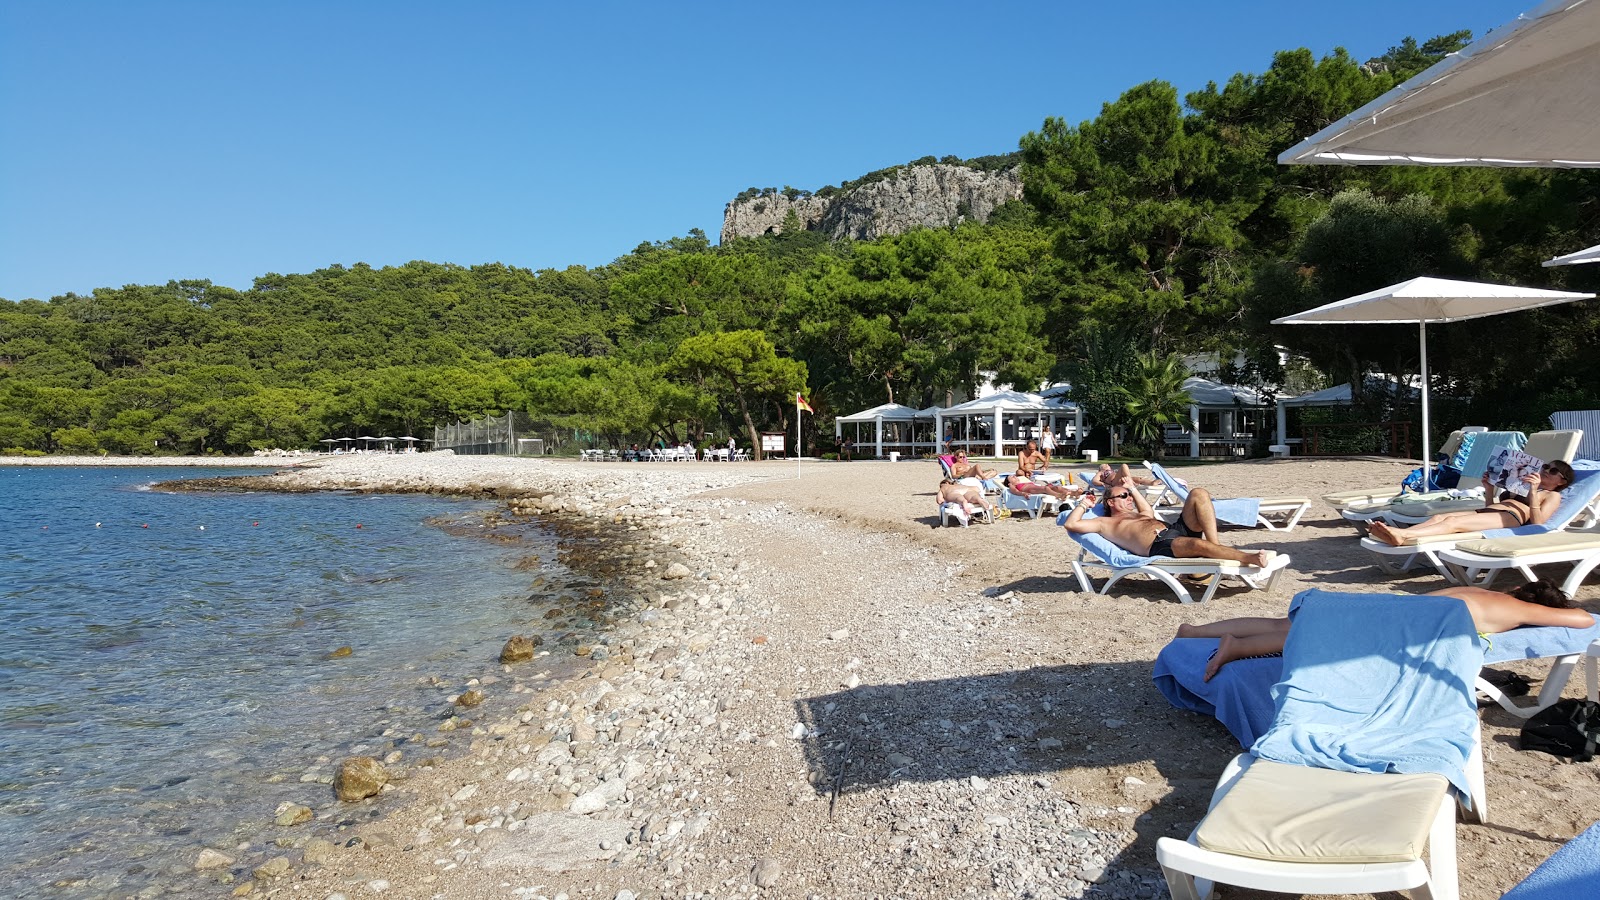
[662,562,691,580]
[499,634,541,663]
[333,756,388,802]
[480,813,634,871]
[273,801,313,826]
[194,848,235,870]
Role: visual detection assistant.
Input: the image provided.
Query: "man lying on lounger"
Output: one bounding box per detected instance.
[1063,481,1270,567]
[1179,579,1593,681]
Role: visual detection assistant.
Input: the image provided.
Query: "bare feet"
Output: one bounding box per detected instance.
[1248,549,1271,568]
[1368,521,1403,546]
[1205,634,1238,682]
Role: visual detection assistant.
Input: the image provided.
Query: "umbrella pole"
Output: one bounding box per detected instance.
[1419,321,1431,491]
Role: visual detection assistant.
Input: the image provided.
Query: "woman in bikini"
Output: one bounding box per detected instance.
[1002,472,1081,501]
[1367,460,1574,546]
[949,451,997,481]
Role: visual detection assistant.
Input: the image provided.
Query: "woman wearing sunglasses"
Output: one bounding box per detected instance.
[1368,460,1575,546]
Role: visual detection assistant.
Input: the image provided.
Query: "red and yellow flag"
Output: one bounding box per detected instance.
[796,394,813,413]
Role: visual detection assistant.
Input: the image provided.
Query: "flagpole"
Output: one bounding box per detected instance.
[796,394,802,479]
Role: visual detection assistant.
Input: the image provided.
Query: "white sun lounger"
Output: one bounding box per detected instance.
[1060,512,1289,604]
[1361,463,1600,577]
[1145,461,1311,532]
[1000,487,1060,519]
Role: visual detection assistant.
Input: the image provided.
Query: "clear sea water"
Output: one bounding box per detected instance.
[0,467,576,898]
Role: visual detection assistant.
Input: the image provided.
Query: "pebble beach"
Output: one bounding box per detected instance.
[18,452,1599,899]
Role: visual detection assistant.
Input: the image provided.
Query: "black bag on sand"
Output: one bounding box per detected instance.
[1519,699,1600,762]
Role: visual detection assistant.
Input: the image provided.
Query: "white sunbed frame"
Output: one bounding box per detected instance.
[937,499,992,527]
[1475,640,1600,719]
[1140,462,1312,532]
[1070,547,1291,605]
[1000,487,1061,520]
[1157,736,1486,900]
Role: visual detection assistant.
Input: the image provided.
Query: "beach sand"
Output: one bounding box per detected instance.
[151,453,1598,898]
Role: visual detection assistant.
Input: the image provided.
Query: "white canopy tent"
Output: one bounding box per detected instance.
[1544,243,1600,267]
[833,402,936,458]
[1278,0,1600,168]
[1273,277,1593,483]
[936,391,1082,459]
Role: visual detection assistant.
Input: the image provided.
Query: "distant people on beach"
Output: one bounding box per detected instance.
[950,451,996,481]
[1063,480,1269,567]
[1367,463,1574,546]
[1180,580,1591,681]
[1017,439,1048,478]
[1090,463,1168,492]
[1001,473,1080,502]
[841,438,853,461]
[1038,429,1056,466]
[938,478,995,523]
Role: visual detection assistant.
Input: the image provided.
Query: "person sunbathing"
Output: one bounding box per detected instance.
[1367,462,1575,546]
[1091,462,1166,490]
[1179,579,1593,681]
[1002,473,1080,501]
[938,478,994,522]
[1063,482,1270,567]
[949,451,997,481]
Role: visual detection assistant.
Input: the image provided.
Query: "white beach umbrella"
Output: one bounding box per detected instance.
[1279,0,1600,168]
[1273,276,1594,484]
[1544,242,1600,267]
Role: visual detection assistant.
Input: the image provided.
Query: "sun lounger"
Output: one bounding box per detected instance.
[1439,531,1600,595]
[1158,610,1600,730]
[1337,429,1527,529]
[937,498,991,527]
[1000,487,1059,519]
[1501,819,1600,900]
[1375,430,1584,526]
[1145,461,1311,532]
[1360,462,1600,577]
[1156,590,1487,900]
[1058,510,1289,604]
[1321,427,1485,510]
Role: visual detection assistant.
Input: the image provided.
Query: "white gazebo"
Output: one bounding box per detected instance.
[936,391,1082,459]
[834,402,938,458]
[1165,377,1275,458]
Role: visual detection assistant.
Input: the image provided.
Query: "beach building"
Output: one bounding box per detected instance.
[833,402,938,459]
[936,391,1082,459]
[1164,377,1276,459]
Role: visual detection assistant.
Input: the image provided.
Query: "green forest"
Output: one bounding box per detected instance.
[3,32,1598,458]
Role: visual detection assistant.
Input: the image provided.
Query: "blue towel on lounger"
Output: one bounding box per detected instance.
[1249,590,1484,798]
[1154,612,1600,751]
[1145,462,1260,528]
[1501,819,1600,900]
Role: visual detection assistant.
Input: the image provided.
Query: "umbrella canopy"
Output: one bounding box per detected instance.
[1273,277,1594,482]
[397,436,419,441]
[835,402,930,424]
[1279,0,1600,168]
[1544,242,1600,267]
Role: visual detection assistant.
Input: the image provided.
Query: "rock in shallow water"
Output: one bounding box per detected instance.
[499,634,541,663]
[333,756,387,802]
[273,801,312,826]
[194,848,234,870]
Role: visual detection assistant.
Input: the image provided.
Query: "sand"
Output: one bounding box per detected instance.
[119,454,1600,896]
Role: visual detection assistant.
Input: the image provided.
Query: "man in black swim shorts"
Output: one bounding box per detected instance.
[1063,481,1272,568]
[1148,518,1200,558]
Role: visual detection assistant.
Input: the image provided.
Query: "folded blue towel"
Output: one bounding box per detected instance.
[1249,590,1484,798]
[1152,638,1283,746]
[1501,819,1600,900]
[1153,612,1600,749]
[1146,462,1261,528]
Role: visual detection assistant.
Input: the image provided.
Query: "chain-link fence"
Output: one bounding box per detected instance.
[433,412,562,456]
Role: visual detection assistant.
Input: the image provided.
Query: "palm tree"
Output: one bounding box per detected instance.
[1119,352,1193,459]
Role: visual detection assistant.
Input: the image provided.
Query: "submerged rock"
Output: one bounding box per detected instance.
[455,689,485,708]
[273,801,312,826]
[499,634,541,663]
[333,756,388,802]
[194,848,235,870]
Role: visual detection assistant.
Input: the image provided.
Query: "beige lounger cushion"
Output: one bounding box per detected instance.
[1194,759,1447,863]
[1455,533,1600,558]
[1261,497,1311,506]
[1396,531,1485,547]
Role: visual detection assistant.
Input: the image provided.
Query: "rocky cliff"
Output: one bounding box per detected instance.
[720,164,1023,244]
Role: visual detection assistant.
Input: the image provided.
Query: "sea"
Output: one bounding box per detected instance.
[0,466,588,898]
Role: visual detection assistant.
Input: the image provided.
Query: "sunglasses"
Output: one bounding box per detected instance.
[1108,491,1133,500]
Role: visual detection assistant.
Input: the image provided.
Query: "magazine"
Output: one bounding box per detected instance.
[1485,447,1544,498]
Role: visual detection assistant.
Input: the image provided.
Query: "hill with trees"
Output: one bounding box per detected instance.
[3,30,1598,457]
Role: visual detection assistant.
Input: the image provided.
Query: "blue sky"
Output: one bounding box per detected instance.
[0,1,1523,302]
